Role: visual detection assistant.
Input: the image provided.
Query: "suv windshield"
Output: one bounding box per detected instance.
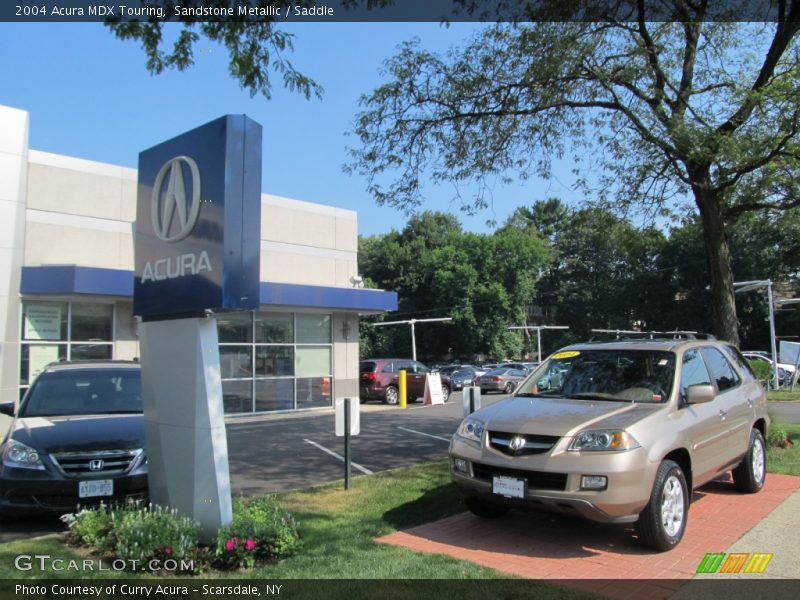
[20,369,143,417]
[516,349,676,403]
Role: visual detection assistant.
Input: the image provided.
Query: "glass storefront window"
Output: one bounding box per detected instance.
[70,344,113,361]
[220,346,253,379]
[22,302,67,341]
[256,312,293,343]
[71,303,113,341]
[20,343,67,385]
[296,346,332,378]
[218,310,334,414]
[296,377,331,409]
[256,346,295,377]
[217,312,253,343]
[296,314,331,344]
[255,379,295,412]
[222,380,253,414]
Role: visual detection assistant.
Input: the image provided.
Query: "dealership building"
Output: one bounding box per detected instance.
[0,104,397,415]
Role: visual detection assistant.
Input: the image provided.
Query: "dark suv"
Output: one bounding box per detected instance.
[360,359,451,404]
[0,361,148,515]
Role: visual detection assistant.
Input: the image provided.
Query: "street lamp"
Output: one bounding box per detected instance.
[372,317,452,361]
[734,280,779,389]
[508,325,569,362]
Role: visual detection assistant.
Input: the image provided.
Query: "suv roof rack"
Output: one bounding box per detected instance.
[589,329,717,342]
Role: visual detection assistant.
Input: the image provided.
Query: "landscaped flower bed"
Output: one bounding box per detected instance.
[60,496,301,574]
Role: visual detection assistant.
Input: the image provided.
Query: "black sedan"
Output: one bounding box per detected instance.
[0,361,148,514]
[449,367,480,391]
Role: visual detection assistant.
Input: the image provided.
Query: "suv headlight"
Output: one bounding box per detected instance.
[2,440,46,470]
[456,418,485,445]
[568,430,640,452]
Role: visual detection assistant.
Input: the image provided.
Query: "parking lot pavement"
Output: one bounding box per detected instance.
[768,400,800,423]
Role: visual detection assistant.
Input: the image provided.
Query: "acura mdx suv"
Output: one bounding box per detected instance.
[450,337,768,551]
[0,361,148,515]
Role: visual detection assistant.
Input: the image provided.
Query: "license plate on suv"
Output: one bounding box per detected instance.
[492,475,525,499]
[79,479,113,498]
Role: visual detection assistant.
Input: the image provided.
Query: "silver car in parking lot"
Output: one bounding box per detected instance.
[476,367,527,394]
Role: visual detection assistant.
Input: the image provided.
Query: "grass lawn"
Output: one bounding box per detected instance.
[0,461,591,598]
[767,416,800,477]
[767,389,800,402]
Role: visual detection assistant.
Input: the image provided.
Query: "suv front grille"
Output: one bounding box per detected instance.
[488,431,560,456]
[50,449,144,478]
[472,462,567,491]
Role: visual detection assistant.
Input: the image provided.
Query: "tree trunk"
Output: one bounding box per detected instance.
[693,187,740,346]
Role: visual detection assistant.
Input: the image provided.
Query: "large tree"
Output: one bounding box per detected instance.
[349,2,800,345]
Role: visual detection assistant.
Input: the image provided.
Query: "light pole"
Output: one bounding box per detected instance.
[372,317,452,361]
[734,280,779,389]
[508,325,569,362]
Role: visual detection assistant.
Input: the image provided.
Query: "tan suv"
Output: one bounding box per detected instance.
[449,336,769,551]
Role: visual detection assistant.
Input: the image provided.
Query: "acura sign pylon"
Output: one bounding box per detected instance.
[133,115,262,540]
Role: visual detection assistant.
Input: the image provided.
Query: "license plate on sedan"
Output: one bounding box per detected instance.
[79,479,113,498]
[492,475,525,499]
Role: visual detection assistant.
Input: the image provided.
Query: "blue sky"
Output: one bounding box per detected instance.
[0,21,582,236]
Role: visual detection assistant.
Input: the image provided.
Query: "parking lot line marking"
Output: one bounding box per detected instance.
[302,439,374,474]
[397,426,451,442]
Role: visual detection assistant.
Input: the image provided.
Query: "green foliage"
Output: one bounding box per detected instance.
[214,496,301,569]
[113,503,200,566]
[766,423,791,449]
[61,504,116,553]
[749,360,773,384]
[359,211,550,362]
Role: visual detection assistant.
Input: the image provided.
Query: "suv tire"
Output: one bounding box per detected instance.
[636,459,688,552]
[732,428,766,493]
[441,384,451,403]
[465,497,508,519]
[384,385,399,405]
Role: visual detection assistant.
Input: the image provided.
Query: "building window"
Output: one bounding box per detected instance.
[19,301,114,394]
[218,311,333,414]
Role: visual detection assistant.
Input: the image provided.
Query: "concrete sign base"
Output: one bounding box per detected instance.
[139,317,232,541]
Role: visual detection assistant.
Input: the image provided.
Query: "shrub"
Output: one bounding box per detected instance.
[767,425,793,449]
[749,360,773,385]
[61,503,116,553]
[113,503,200,568]
[214,496,301,569]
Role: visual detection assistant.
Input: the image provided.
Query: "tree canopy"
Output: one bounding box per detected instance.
[349,5,800,344]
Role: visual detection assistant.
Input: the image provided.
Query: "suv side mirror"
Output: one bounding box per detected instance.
[0,402,15,417]
[685,384,716,405]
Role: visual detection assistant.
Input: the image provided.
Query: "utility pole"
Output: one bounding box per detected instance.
[735,280,779,389]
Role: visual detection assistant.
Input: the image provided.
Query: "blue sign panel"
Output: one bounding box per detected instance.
[134,115,262,319]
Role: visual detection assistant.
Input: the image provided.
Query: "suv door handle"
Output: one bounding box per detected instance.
[719,409,728,420]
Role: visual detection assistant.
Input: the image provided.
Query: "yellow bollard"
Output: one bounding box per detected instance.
[399,369,407,409]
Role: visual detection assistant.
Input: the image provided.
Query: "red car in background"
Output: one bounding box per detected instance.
[359,359,451,405]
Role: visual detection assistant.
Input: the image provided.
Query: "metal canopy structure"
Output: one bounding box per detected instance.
[508,325,569,362]
[372,317,452,361]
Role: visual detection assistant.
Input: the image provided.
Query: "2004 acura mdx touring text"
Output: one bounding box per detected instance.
[449,335,769,551]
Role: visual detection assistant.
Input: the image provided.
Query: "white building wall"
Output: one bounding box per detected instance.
[3,119,364,419]
[0,106,29,426]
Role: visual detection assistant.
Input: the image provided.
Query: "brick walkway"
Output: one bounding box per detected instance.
[377,473,800,599]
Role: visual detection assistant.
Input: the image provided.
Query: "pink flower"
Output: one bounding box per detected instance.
[164,547,172,555]
[245,538,256,552]
[225,538,237,551]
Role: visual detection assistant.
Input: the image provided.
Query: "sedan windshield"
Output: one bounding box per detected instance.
[20,369,143,417]
[516,349,676,403]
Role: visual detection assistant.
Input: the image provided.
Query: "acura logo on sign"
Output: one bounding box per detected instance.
[89,459,104,471]
[151,156,202,242]
[509,436,526,453]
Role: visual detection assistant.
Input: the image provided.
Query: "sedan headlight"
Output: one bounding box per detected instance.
[456,418,485,445]
[2,440,46,470]
[568,430,640,452]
